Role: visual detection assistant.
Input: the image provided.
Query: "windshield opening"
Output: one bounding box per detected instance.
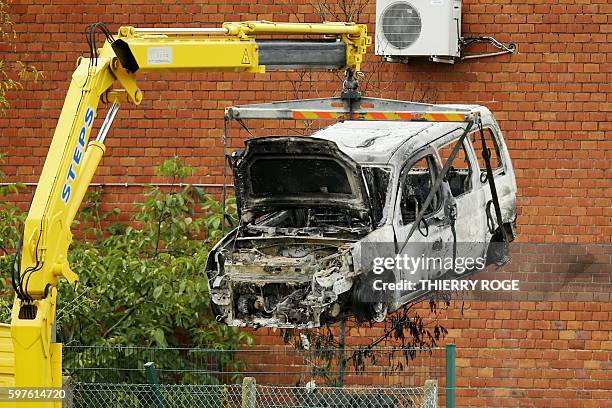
[362,166,391,226]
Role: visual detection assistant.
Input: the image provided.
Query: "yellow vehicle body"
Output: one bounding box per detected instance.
[4,20,370,407]
[0,324,14,386]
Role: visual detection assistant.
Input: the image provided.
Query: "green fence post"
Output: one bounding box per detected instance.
[145,362,165,408]
[445,344,456,408]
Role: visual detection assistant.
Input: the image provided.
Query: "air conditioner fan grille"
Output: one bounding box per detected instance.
[381,2,422,49]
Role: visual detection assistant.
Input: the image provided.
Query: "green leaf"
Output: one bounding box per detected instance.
[152,328,167,347]
[152,286,163,300]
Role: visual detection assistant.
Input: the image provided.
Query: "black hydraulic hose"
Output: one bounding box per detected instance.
[11,237,25,300]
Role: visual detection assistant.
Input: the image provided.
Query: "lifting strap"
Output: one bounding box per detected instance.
[449,200,458,273]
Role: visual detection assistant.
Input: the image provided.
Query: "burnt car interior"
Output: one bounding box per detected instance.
[362,166,391,226]
[471,128,505,176]
[400,156,442,224]
[438,139,473,197]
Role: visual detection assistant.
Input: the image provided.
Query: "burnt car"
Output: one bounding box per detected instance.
[206,105,517,328]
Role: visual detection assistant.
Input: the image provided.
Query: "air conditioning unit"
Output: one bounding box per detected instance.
[375,0,462,62]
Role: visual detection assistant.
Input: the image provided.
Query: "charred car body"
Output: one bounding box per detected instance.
[206,104,517,328]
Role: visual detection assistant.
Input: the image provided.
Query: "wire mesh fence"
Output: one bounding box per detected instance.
[68,382,437,408]
[253,383,438,408]
[69,383,243,408]
[63,345,449,407]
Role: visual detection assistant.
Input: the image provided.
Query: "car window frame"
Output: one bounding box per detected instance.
[435,137,478,199]
[470,126,507,181]
[361,164,393,227]
[394,148,447,227]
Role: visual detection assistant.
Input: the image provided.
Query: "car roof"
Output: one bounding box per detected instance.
[310,105,491,165]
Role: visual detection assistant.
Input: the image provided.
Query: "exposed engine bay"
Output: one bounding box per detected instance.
[207,208,370,328]
[205,136,379,328]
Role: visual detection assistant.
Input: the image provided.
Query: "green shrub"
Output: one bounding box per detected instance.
[0,158,249,352]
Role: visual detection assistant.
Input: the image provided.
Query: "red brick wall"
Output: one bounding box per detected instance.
[1,1,610,406]
[250,243,611,407]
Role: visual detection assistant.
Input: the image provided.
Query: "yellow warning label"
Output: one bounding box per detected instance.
[242,49,251,65]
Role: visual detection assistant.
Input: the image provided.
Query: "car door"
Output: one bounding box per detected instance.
[393,149,454,304]
[470,125,516,243]
[435,134,487,273]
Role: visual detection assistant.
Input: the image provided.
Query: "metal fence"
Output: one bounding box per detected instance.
[68,382,437,408]
[63,345,454,407]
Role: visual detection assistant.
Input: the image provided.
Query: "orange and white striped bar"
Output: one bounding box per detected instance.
[291,110,475,122]
[225,97,480,122]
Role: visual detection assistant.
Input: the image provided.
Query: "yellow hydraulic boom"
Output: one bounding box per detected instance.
[2,20,370,406]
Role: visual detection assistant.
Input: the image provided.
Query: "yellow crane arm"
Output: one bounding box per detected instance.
[5,20,370,405]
